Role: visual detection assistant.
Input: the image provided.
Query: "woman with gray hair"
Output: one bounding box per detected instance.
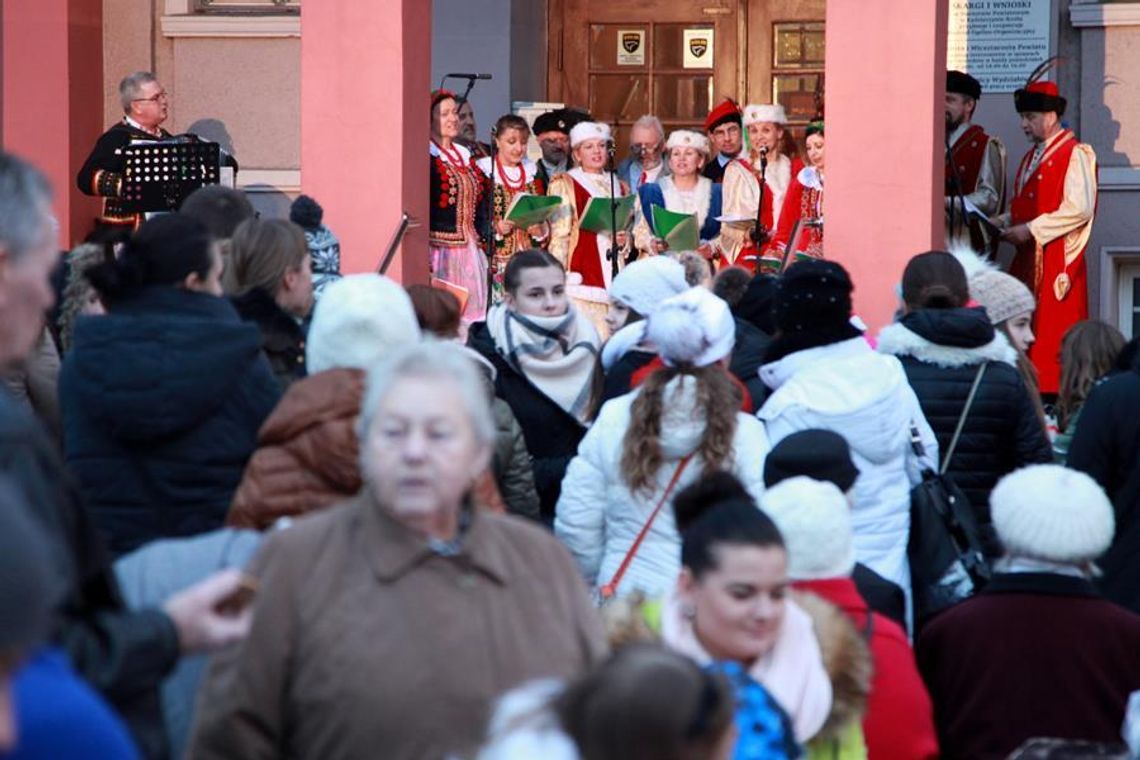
[191,341,607,760]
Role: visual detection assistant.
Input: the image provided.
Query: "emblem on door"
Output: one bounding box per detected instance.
[689,37,708,57]
[622,33,642,54]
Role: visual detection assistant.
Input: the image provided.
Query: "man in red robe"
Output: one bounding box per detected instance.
[995,81,1097,395]
[944,70,1006,253]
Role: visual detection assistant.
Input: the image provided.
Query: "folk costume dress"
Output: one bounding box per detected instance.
[945,121,1007,253]
[633,175,722,255]
[773,165,824,261]
[77,118,174,231]
[477,156,546,303]
[548,167,630,330]
[430,140,490,325]
[1004,128,1097,394]
[718,151,804,269]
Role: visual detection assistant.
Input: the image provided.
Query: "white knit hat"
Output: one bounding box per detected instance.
[665,129,711,155]
[760,476,856,580]
[950,244,1036,326]
[645,286,735,368]
[570,121,612,148]
[305,274,422,374]
[742,104,788,126]
[610,256,689,318]
[991,465,1115,564]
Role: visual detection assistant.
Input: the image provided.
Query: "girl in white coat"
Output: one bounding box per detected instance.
[555,286,771,599]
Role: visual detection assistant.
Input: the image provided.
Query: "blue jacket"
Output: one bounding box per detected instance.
[638,180,723,244]
[60,287,280,557]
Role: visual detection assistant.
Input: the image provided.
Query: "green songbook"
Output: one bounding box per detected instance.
[504,193,563,228]
[579,194,636,234]
[650,205,700,252]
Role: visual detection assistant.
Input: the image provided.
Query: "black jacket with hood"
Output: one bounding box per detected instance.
[60,287,280,557]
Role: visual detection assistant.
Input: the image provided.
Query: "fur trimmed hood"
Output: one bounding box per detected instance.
[792,590,872,742]
[877,308,1016,369]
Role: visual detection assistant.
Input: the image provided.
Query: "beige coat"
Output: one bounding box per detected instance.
[189,494,606,760]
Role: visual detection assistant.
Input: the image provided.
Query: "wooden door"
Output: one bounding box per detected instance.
[547,0,743,155]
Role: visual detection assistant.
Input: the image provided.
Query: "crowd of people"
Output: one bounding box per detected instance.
[0,63,1136,760]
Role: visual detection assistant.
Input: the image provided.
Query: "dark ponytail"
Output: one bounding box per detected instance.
[900,250,969,310]
[86,214,214,303]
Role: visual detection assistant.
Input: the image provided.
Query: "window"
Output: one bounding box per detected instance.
[1119,262,1140,339]
[772,21,824,126]
[193,0,298,14]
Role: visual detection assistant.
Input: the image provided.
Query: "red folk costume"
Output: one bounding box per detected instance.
[1004,80,1097,394]
[476,156,546,303]
[773,165,824,261]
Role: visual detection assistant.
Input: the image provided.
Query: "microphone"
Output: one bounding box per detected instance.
[448,73,492,80]
[759,146,769,157]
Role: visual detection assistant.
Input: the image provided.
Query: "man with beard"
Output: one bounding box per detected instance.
[456,98,492,159]
[532,107,589,187]
[702,99,744,184]
[944,70,1006,253]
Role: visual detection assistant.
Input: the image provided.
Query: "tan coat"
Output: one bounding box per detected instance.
[189,494,607,760]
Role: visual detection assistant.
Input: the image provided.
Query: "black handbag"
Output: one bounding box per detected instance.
[908,362,993,624]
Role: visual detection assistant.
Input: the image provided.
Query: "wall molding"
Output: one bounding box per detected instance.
[237,169,301,193]
[161,12,300,38]
[1099,167,1140,191]
[1070,2,1140,28]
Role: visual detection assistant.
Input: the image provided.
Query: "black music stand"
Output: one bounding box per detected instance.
[119,141,221,213]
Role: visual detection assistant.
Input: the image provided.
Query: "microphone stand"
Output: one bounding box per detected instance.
[485,125,498,301]
[606,140,621,281]
[747,146,770,266]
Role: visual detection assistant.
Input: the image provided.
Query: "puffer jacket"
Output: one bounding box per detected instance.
[60,287,281,557]
[555,376,771,598]
[758,337,938,595]
[877,308,1052,529]
[227,368,364,530]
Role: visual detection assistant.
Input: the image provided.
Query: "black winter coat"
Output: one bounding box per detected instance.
[468,321,588,522]
[877,308,1052,528]
[601,348,655,404]
[1067,352,1140,613]
[60,287,280,557]
[0,388,179,759]
[230,287,307,392]
[729,317,771,409]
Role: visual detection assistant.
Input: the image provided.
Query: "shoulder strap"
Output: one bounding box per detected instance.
[599,455,693,600]
[940,362,988,474]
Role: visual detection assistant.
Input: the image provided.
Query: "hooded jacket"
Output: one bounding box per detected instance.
[555,377,771,597]
[60,287,280,556]
[877,308,1052,535]
[758,337,938,595]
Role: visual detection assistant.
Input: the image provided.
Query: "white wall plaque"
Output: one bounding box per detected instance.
[947,0,1052,93]
[617,29,646,66]
[683,28,714,69]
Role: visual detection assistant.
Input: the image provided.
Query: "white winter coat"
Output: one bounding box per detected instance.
[555,375,771,598]
[757,337,938,596]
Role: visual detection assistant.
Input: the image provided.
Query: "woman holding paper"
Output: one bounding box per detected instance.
[773,121,825,261]
[429,89,490,327]
[477,114,557,303]
[548,121,633,331]
[634,130,723,260]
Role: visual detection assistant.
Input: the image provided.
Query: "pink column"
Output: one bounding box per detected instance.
[824,0,948,330]
[301,0,431,284]
[2,0,103,247]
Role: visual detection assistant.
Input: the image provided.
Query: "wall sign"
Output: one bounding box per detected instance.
[947,0,1051,93]
[617,29,645,66]
[683,28,714,69]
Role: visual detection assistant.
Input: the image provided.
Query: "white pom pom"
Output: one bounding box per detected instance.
[647,301,707,364]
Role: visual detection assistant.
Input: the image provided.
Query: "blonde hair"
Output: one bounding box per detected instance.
[223,218,307,296]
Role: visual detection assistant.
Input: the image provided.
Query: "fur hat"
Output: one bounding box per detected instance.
[761,476,856,580]
[743,103,788,126]
[991,465,1114,564]
[764,430,860,492]
[570,121,611,148]
[305,274,422,374]
[646,287,735,368]
[609,256,689,318]
[665,129,710,155]
[947,70,982,100]
[1014,81,1067,116]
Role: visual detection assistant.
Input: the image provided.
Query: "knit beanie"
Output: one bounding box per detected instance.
[734,274,779,335]
[305,274,422,374]
[773,259,854,334]
[991,465,1114,564]
[289,194,324,231]
[645,287,735,367]
[950,244,1036,326]
[760,476,856,580]
[609,256,689,318]
[763,430,860,492]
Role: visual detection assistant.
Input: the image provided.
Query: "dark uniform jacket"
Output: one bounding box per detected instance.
[77,121,174,229]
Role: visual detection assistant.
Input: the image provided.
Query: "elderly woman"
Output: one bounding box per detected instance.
[633,129,723,260]
[190,341,606,760]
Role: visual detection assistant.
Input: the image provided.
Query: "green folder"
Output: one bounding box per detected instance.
[579,195,636,234]
[504,193,563,228]
[650,205,700,252]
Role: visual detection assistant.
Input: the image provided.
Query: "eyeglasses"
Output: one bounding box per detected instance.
[133,91,170,104]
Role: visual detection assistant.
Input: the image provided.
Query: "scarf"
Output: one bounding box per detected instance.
[487,302,600,423]
[660,586,832,743]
